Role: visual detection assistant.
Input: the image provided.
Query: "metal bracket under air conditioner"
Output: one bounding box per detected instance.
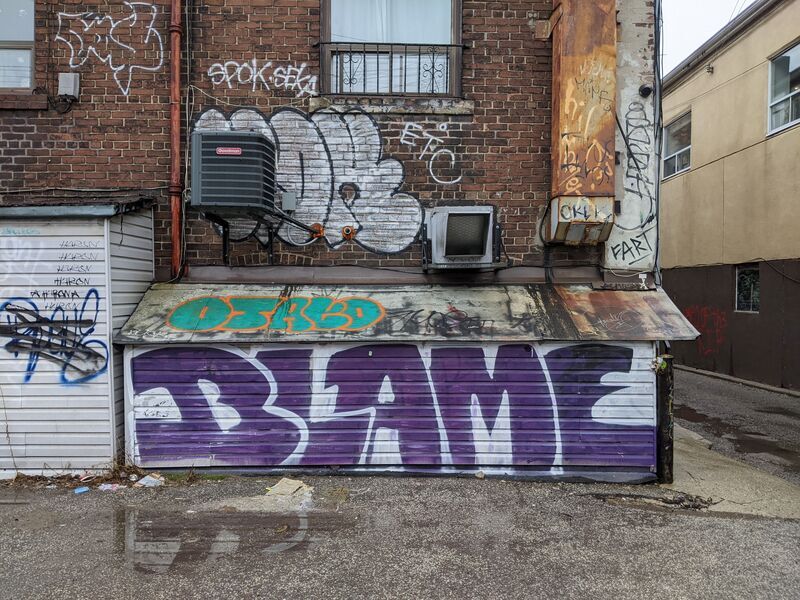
[202,207,323,266]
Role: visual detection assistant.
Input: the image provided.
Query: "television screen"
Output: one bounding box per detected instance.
[444,213,490,257]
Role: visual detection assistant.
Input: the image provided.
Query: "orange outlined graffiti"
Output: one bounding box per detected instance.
[167,295,386,334]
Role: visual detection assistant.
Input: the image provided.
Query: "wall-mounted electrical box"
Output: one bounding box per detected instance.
[546,196,614,246]
[191,130,277,218]
[424,206,501,270]
[57,73,80,99]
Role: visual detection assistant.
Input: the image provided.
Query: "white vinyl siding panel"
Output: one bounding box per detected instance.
[108,209,154,460]
[0,220,112,472]
[0,210,154,475]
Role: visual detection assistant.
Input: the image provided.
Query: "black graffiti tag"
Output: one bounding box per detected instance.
[0,289,109,384]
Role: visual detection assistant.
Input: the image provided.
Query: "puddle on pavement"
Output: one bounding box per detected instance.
[675,405,800,473]
[115,509,350,573]
[755,406,800,419]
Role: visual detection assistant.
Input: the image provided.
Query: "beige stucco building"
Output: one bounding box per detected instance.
[660,0,800,390]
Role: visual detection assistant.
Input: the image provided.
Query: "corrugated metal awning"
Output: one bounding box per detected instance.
[116,283,698,345]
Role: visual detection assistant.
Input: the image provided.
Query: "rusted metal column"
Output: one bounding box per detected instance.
[656,352,674,484]
[169,0,183,278]
[548,0,617,245]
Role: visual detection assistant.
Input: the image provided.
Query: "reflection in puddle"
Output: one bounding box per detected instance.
[118,509,329,573]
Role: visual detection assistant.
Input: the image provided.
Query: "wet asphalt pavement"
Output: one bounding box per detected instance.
[674,369,800,486]
[1,369,799,599]
[1,474,799,600]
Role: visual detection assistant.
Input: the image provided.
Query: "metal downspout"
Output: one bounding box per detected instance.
[169,0,183,278]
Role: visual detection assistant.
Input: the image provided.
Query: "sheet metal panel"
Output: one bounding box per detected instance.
[0,219,112,472]
[108,209,155,455]
[126,341,658,478]
[117,283,698,345]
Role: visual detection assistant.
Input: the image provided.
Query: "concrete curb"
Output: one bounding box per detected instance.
[665,425,800,520]
[675,365,800,398]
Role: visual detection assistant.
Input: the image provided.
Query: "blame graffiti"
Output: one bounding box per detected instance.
[128,343,658,473]
[0,288,109,384]
[167,295,385,334]
[55,2,164,96]
[193,107,425,253]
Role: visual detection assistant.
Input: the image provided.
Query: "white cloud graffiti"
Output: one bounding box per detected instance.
[55,2,164,96]
[194,107,424,254]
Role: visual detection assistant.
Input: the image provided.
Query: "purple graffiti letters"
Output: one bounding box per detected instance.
[545,345,654,467]
[430,345,555,466]
[132,347,305,465]
[132,343,646,471]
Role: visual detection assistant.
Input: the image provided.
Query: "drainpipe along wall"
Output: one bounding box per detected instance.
[169,0,183,278]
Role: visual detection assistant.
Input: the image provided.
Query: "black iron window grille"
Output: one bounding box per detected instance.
[321,43,462,96]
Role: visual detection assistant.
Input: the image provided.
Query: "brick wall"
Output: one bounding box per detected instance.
[1,0,609,273]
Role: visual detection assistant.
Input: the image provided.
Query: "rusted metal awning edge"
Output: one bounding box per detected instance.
[116,283,699,345]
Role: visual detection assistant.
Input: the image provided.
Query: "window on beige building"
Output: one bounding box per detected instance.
[663,112,691,178]
[770,43,800,132]
[736,264,760,313]
[0,0,34,90]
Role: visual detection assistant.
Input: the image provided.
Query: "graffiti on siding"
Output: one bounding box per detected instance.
[0,288,109,384]
[130,343,655,472]
[55,1,164,96]
[194,107,424,253]
[167,295,386,334]
[207,59,318,97]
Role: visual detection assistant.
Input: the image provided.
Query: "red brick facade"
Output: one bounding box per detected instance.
[0,1,607,275]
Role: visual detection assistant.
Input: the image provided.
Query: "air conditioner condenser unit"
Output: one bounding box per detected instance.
[190,130,277,218]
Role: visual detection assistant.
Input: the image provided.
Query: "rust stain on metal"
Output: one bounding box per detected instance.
[116,283,698,345]
[554,286,700,341]
[551,0,617,200]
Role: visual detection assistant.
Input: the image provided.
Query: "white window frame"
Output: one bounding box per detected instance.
[768,41,800,135]
[0,0,35,92]
[662,112,692,180]
[735,264,760,314]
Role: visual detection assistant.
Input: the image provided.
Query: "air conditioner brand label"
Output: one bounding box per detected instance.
[216,147,243,156]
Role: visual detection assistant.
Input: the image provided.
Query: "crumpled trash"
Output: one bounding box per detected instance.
[134,473,165,488]
[74,486,90,494]
[204,478,313,513]
[98,483,125,492]
[265,478,311,497]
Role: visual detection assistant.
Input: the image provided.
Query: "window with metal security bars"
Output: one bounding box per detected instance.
[0,0,34,90]
[320,0,462,96]
[735,264,760,313]
[662,112,691,179]
[769,43,800,133]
